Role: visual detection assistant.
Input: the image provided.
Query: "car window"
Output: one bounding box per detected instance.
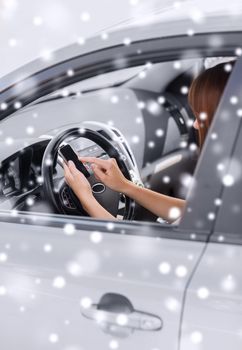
[0,55,237,228]
[212,122,242,236]
[162,116,183,154]
[39,66,146,101]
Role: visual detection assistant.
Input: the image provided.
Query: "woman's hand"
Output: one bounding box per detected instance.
[79,157,130,193]
[63,161,93,205]
[63,160,115,220]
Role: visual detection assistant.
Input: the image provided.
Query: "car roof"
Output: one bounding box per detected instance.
[1,14,241,93]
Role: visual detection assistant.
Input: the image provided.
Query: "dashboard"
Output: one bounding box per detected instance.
[0,136,110,211]
[0,144,45,200]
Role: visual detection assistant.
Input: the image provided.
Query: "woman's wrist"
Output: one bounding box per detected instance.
[80,194,115,219]
[121,179,138,196]
[77,192,96,210]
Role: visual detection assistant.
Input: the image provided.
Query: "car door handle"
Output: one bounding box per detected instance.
[81,293,163,337]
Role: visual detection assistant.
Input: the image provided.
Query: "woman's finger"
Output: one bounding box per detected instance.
[79,156,109,169]
[63,162,72,182]
[92,164,105,182]
[68,160,80,175]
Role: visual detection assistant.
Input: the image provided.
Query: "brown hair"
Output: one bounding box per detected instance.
[188,61,235,147]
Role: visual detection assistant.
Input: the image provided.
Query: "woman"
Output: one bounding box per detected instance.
[63,61,234,222]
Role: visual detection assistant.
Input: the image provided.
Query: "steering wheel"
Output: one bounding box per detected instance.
[41,127,135,220]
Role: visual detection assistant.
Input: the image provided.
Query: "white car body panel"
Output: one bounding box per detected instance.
[0,221,205,350]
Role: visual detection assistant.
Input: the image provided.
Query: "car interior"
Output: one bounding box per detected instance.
[0,56,234,223]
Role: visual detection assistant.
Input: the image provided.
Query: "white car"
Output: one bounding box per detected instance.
[0,14,242,350]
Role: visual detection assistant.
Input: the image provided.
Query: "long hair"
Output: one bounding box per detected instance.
[188,61,235,147]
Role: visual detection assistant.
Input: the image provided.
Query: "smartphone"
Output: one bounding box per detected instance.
[58,144,90,178]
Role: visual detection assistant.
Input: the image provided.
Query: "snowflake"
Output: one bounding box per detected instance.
[67,69,74,77]
[168,207,181,220]
[0,252,8,262]
[173,61,181,70]
[131,135,140,144]
[19,306,25,313]
[187,28,195,36]
[53,276,66,289]
[49,333,59,344]
[33,16,43,26]
[155,129,164,137]
[145,61,153,69]
[165,297,180,312]
[135,116,142,124]
[14,101,22,109]
[222,174,235,187]
[199,112,207,121]
[63,223,76,235]
[123,37,131,46]
[224,63,233,72]
[237,109,242,117]
[175,265,188,278]
[137,71,147,80]
[26,126,35,135]
[130,0,139,5]
[8,38,17,47]
[197,287,210,299]
[147,101,161,115]
[80,12,91,22]
[162,176,170,184]
[77,37,86,46]
[116,314,128,326]
[157,96,165,105]
[180,86,189,95]
[41,49,54,61]
[235,47,242,56]
[109,340,119,349]
[189,8,205,24]
[101,32,109,40]
[214,198,222,206]
[90,231,103,244]
[43,244,52,253]
[0,102,8,110]
[110,95,119,104]
[207,212,216,221]
[148,141,155,148]
[211,132,218,140]
[190,331,203,344]
[158,262,171,275]
[26,196,34,206]
[0,286,7,296]
[80,297,92,309]
[230,96,238,105]
[137,101,145,109]
[67,261,82,277]
[221,275,236,292]
[106,222,114,230]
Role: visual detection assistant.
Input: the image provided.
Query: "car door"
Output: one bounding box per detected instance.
[0,215,208,350]
[179,57,242,350]
[0,21,241,350]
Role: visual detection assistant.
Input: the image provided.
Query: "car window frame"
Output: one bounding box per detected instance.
[0,32,242,241]
[180,56,242,235]
[206,56,242,245]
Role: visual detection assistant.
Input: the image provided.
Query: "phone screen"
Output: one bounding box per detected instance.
[59,144,90,178]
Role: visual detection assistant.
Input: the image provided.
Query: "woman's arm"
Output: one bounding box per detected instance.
[122,181,185,222]
[80,157,185,223]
